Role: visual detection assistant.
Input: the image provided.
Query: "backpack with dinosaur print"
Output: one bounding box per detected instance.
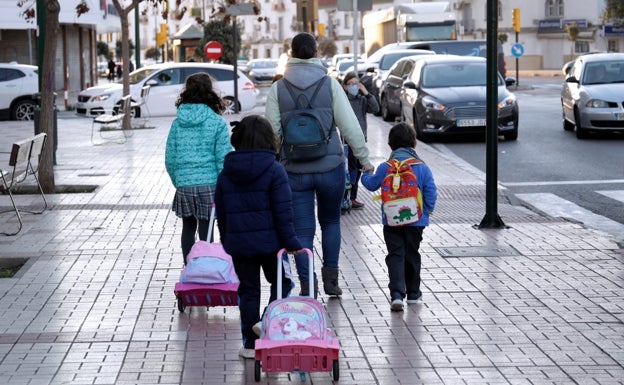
[379,158,424,226]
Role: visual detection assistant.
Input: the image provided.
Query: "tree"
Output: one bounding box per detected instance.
[145,46,160,60]
[97,41,111,59]
[317,37,337,58]
[115,39,135,61]
[603,0,624,26]
[18,0,178,192]
[200,20,240,65]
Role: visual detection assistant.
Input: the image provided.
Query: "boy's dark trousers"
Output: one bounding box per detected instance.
[383,226,424,300]
[232,251,292,349]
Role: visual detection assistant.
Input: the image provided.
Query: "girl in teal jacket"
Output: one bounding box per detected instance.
[165,73,232,264]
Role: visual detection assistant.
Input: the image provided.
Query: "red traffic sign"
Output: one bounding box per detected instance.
[204,41,223,60]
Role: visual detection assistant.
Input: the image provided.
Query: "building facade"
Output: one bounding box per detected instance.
[0,0,121,93]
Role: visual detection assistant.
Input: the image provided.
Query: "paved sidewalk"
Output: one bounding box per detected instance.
[0,110,623,385]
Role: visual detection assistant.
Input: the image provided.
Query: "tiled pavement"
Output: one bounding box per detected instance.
[0,108,623,385]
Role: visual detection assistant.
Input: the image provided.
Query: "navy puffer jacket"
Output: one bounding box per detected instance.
[215,149,302,258]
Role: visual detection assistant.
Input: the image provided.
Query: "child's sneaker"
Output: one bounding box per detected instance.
[406,291,422,304]
[351,199,364,209]
[238,347,255,359]
[252,321,262,336]
[390,298,404,312]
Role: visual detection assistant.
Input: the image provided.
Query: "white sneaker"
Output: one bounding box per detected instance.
[390,299,404,312]
[239,347,255,359]
[252,321,262,336]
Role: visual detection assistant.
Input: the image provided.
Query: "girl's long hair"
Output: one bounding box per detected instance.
[175,72,225,114]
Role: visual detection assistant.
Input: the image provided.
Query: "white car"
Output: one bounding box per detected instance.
[561,52,624,139]
[75,62,257,117]
[0,62,39,121]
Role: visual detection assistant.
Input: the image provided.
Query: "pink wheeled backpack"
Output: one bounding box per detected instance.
[253,249,340,381]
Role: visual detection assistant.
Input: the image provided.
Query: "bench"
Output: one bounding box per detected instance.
[0,133,48,236]
[91,94,132,145]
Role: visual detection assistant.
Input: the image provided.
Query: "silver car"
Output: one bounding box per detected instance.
[561,52,624,139]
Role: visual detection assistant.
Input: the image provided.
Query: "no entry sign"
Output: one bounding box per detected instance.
[204,41,223,60]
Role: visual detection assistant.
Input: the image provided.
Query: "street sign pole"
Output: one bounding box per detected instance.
[226,4,255,114]
[478,0,506,229]
[515,31,519,86]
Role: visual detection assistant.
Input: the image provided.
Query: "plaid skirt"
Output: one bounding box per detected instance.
[172,186,215,220]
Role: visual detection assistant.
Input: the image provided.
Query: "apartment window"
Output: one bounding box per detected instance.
[575,40,589,53]
[545,0,564,18]
[344,14,350,29]
[608,40,619,52]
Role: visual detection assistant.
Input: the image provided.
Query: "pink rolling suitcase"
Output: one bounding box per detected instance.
[174,206,239,312]
[253,249,340,381]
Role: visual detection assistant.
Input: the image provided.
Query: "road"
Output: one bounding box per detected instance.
[423,77,624,242]
[255,77,624,242]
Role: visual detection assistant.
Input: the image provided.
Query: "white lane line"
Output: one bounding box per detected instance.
[597,190,624,203]
[505,180,624,187]
[515,192,624,240]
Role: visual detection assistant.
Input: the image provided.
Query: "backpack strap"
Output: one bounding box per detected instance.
[281,77,329,109]
[280,76,334,141]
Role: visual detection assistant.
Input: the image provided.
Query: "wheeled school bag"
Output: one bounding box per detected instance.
[253,249,340,381]
[174,206,239,312]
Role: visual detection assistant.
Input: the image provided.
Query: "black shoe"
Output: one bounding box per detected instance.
[351,199,364,209]
[406,291,422,303]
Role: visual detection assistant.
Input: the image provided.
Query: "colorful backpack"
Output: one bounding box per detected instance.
[378,157,424,226]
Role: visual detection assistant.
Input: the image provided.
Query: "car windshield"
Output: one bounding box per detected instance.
[250,61,277,69]
[422,63,500,87]
[127,67,160,84]
[379,52,423,71]
[582,60,624,85]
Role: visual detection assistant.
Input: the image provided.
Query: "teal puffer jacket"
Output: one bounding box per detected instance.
[165,103,232,188]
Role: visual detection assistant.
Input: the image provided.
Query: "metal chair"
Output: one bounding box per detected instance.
[131,85,151,125]
[91,95,132,145]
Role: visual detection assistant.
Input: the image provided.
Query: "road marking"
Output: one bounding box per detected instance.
[505,179,624,187]
[515,192,624,240]
[597,190,624,203]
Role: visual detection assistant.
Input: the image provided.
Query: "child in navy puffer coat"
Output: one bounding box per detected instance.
[215,115,303,359]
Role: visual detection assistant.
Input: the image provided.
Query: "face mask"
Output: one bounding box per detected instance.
[347,84,359,96]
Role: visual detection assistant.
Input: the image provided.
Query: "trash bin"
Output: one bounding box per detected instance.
[33,92,58,164]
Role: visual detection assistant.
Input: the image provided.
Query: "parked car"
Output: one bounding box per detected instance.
[367,49,435,108]
[367,40,506,78]
[245,59,278,85]
[399,55,518,141]
[378,55,430,122]
[329,58,366,83]
[561,52,624,139]
[0,62,39,121]
[75,62,256,117]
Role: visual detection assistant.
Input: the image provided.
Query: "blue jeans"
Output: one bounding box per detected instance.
[288,164,345,281]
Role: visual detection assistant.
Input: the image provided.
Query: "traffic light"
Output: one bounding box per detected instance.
[512,8,521,33]
[156,23,168,46]
[318,23,326,37]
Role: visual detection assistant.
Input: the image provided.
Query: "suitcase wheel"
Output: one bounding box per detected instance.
[254,360,261,381]
[333,359,339,381]
[177,297,186,312]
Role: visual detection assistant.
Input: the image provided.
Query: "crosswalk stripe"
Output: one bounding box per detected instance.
[515,192,624,240]
[597,190,624,203]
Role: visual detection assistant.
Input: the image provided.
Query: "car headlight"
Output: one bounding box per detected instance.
[422,96,445,111]
[497,95,516,109]
[93,93,112,102]
[585,99,610,108]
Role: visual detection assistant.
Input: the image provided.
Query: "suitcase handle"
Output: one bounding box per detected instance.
[277,248,313,299]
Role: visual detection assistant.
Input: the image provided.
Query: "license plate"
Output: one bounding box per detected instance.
[457,119,486,127]
[615,113,624,121]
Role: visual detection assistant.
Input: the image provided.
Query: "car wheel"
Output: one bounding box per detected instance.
[574,108,588,139]
[223,97,240,115]
[504,129,518,141]
[561,112,574,131]
[413,109,429,142]
[381,95,394,122]
[12,99,37,121]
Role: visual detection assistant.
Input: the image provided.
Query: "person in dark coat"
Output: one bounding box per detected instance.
[215,115,303,359]
[107,58,116,81]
